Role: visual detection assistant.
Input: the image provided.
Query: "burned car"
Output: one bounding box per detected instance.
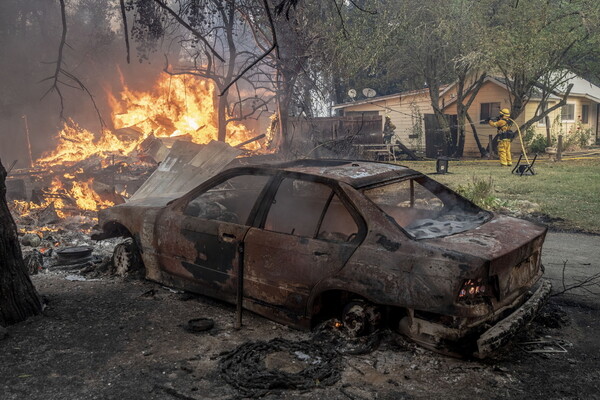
[93,160,550,357]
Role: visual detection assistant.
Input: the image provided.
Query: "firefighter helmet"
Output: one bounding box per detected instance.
[499,108,510,117]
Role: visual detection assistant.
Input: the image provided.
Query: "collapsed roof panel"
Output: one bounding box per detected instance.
[128,140,241,204]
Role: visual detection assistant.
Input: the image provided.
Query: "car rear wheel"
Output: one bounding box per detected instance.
[342,300,382,337]
[112,239,142,277]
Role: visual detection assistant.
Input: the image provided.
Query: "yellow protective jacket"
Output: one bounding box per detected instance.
[489,117,513,140]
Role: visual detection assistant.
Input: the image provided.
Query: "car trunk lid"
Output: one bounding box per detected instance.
[427,214,547,300]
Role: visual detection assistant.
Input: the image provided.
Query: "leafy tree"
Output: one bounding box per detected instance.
[490,0,600,135]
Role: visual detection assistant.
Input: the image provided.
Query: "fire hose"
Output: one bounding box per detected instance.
[508,117,531,165]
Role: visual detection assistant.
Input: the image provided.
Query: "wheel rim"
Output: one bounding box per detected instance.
[113,243,132,276]
[343,303,368,336]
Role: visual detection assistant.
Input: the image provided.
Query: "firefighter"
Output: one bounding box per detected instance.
[488,108,515,166]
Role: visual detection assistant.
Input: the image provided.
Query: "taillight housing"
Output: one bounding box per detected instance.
[457,278,490,303]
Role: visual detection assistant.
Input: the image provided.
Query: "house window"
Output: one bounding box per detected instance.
[480,103,501,123]
[561,104,575,122]
[581,104,589,124]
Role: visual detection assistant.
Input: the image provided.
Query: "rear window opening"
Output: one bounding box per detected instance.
[363,176,490,239]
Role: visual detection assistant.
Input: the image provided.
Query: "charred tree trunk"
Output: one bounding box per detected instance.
[276,70,297,155]
[0,159,42,326]
[217,93,228,142]
[454,103,467,158]
[425,60,453,155]
[466,112,487,157]
[452,72,486,158]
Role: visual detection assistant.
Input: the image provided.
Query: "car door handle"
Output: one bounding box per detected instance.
[221,233,237,243]
[313,251,329,257]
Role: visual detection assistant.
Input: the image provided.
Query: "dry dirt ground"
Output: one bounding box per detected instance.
[1,231,599,400]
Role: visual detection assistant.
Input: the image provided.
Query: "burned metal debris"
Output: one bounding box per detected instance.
[219,338,342,397]
[55,246,93,265]
[184,317,215,333]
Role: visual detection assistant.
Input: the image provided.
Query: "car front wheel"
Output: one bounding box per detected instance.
[112,239,143,277]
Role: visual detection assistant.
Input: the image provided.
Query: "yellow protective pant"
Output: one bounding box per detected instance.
[498,139,512,166]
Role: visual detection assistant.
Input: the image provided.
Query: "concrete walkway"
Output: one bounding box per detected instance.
[542,231,600,300]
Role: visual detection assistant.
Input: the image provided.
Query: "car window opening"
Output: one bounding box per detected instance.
[184,174,271,225]
[265,178,359,242]
[364,177,489,239]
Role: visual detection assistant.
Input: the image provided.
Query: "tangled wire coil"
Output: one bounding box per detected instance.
[219,338,342,397]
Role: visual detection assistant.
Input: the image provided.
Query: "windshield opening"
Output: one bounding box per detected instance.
[363,176,490,239]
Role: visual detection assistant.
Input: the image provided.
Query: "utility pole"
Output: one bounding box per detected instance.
[21,115,34,168]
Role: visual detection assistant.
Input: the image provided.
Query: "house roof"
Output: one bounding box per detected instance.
[555,74,600,103]
[332,87,439,110]
[492,73,600,103]
[332,74,600,112]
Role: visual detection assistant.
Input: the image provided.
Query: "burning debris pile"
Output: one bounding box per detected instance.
[7,73,271,275]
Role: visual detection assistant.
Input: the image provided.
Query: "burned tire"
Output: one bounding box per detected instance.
[342,300,382,337]
[112,239,143,277]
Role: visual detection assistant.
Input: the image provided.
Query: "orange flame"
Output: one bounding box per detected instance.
[33,73,265,216]
[108,74,258,148]
[36,121,134,167]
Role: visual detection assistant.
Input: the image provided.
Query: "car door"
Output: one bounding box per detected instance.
[243,176,364,321]
[155,173,272,301]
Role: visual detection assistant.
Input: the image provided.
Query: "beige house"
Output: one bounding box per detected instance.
[332,75,600,157]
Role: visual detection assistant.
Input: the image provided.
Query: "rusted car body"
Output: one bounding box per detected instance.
[93,160,550,357]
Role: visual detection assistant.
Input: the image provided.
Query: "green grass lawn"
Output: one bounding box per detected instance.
[398,156,600,234]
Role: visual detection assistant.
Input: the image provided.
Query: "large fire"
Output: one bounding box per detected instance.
[109,74,252,145]
[30,73,266,217]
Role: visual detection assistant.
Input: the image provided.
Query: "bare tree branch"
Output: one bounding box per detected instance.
[41,0,106,130]
[152,0,225,62]
[227,97,272,123]
[551,260,600,297]
[520,83,573,131]
[217,0,278,96]
[41,0,68,120]
[61,70,105,125]
[332,0,349,39]
[348,0,377,15]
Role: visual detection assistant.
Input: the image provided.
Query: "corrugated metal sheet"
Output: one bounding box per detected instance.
[128,140,241,202]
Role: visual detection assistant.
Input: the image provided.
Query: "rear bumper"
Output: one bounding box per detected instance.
[398,279,552,357]
[475,279,552,358]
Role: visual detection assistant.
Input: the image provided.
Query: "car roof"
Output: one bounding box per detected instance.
[242,159,422,188]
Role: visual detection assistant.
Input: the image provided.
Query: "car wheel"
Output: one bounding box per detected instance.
[112,239,142,277]
[342,300,382,337]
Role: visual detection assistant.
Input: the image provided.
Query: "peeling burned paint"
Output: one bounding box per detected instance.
[442,252,467,262]
[180,229,236,284]
[458,264,471,272]
[376,234,401,252]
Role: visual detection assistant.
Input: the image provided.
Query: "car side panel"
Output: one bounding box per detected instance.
[154,208,248,302]
[243,228,357,317]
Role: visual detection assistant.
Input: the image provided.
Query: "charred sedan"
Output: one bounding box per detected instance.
[93,160,550,357]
